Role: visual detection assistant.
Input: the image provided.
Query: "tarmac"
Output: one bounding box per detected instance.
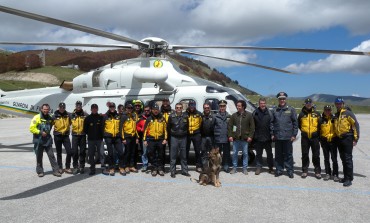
[0,115,369,223]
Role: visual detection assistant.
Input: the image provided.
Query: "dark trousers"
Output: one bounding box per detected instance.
[36,145,59,174]
[105,137,124,169]
[186,133,202,168]
[216,142,230,171]
[275,140,294,174]
[54,135,72,169]
[123,137,137,168]
[338,135,354,182]
[170,136,188,174]
[320,140,339,176]
[72,135,86,168]
[201,136,214,167]
[147,139,165,171]
[255,140,274,169]
[88,139,102,171]
[301,137,321,174]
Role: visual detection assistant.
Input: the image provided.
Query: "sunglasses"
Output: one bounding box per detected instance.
[144,109,150,112]
[175,107,182,109]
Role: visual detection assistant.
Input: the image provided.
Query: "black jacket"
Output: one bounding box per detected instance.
[84,113,104,140]
[201,112,215,137]
[253,108,273,142]
[168,112,188,137]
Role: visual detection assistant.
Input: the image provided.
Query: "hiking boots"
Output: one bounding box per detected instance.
[343,180,352,187]
[323,174,331,181]
[158,170,165,176]
[268,168,274,174]
[315,173,322,179]
[301,172,308,178]
[58,169,64,174]
[230,168,237,174]
[333,176,340,182]
[109,169,115,176]
[119,168,126,176]
[53,171,62,177]
[255,168,261,175]
[151,170,158,177]
[38,172,44,177]
[141,166,148,172]
[125,167,130,173]
[64,168,73,174]
[79,167,85,174]
[171,172,176,178]
[72,168,79,175]
[288,173,294,178]
[181,172,191,177]
[130,167,138,173]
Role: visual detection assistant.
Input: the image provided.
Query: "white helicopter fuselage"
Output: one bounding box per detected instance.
[0,57,254,117]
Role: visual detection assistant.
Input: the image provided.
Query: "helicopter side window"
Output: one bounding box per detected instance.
[204,98,219,113]
[92,70,103,87]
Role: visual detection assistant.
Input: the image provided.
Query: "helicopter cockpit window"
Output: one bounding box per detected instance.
[204,98,219,113]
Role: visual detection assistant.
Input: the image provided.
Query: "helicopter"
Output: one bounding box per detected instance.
[0,5,369,118]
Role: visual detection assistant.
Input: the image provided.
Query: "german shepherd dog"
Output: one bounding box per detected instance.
[191,147,222,187]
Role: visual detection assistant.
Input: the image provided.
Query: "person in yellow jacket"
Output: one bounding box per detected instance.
[120,103,139,174]
[71,101,88,174]
[103,102,124,176]
[334,97,360,187]
[52,102,72,174]
[30,104,61,177]
[186,100,203,172]
[320,105,339,182]
[143,103,167,177]
[298,98,322,179]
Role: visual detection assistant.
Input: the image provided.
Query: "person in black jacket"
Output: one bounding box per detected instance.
[252,98,274,175]
[201,102,215,168]
[84,104,104,175]
[167,103,190,178]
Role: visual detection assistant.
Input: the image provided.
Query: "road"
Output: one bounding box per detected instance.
[0,115,369,222]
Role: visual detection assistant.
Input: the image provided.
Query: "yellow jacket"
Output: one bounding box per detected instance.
[334,107,360,142]
[52,110,71,135]
[143,114,167,140]
[30,113,53,146]
[103,111,121,138]
[71,110,88,135]
[320,114,336,142]
[187,110,202,134]
[120,112,138,139]
[298,107,321,138]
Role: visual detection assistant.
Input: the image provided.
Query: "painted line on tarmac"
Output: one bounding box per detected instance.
[2,165,370,196]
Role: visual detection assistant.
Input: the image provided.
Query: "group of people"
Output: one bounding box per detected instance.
[30,91,360,187]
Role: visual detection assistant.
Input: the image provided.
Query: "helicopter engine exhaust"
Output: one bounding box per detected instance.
[133,68,175,92]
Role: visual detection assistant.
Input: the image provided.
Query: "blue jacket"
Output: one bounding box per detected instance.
[214,112,230,143]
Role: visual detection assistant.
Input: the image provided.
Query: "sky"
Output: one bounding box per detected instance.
[0,0,369,97]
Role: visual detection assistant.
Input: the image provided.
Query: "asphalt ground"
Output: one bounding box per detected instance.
[0,115,369,223]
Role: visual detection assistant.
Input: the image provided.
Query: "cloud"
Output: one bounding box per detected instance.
[284,40,370,73]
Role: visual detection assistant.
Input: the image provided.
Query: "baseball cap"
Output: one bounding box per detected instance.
[152,104,159,110]
[59,102,66,108]
[75,101,82,105]
[189,100,196,107]
[304,98,312,104]
[335,97,344,104]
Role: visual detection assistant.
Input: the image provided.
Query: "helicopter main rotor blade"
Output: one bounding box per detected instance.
[0,41,133,49]
[0,5,147,48]
[176,50,293,74]
[172,45,370,56]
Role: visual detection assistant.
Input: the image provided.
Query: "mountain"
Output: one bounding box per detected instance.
[293,94,370,106]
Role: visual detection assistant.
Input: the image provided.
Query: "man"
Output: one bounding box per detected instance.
[84,103,104,175]
[168,103,190,178]
[71,101,88,174]
[298,98,322,179]
[186,100,203,172]
[201,102,215,168]
[228,100,255,175]
[214,100,231,173]
[30,104,61,177]
[120,103,139,175]
[320,105,339,182]
[103,102,125,176]
[272,92,298,179]
[117,104,125,117]
[137,104,151,172]
[334,97,360,187]
[161,98,173,167]
[252,98,274,175]
[143,103,167,177]
[52,102,72,174]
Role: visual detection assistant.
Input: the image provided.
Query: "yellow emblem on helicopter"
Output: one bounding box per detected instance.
[153,60,163,68]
